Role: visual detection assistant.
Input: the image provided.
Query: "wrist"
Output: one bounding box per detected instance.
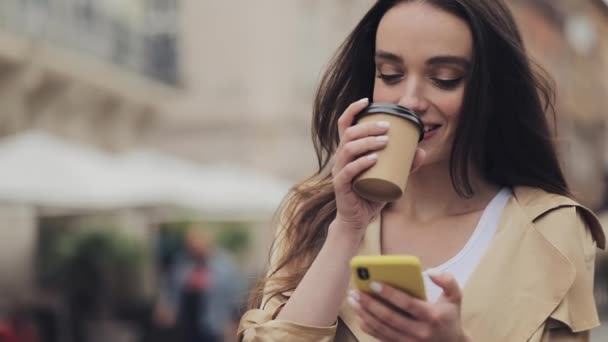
[327,219,365,250]
[334,213,368,231]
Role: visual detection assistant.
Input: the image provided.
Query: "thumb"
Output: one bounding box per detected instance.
[429,271,462,305]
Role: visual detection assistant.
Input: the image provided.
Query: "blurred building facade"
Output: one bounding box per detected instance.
[0,0,378,181]
[147,0,377,181]
[510,0,608,209]
[0,0,178,151]
[0,0,180,303]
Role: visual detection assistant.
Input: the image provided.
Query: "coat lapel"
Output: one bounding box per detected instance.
[461,188,577,341]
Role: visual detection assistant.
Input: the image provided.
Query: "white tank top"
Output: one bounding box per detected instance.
[422,188,512,302]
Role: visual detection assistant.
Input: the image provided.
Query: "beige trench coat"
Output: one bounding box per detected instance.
[238,187,606,341]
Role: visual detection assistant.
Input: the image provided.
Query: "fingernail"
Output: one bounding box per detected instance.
[370,281,382,293]
[376,121,390,128]
[358,98,369,104]
[348,296,360,309]
[376,135,388,142]
[427,270,443,278]
[367,153,378,161]
[349,290,360,301]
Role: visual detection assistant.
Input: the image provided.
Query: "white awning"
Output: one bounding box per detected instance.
[0,131,290,219]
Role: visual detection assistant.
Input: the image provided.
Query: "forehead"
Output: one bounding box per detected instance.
[186,229,209,242]
[376,2,473,60]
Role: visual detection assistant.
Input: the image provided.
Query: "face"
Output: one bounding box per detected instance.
[185,229,213,259]
[373,2,473,168]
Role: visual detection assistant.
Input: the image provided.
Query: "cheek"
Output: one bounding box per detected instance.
[372,82,402,103]
[372,83,385,102]
[437,90,465,123]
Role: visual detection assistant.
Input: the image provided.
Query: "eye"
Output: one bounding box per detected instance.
[376,72,403,85]
[432,77,464,90]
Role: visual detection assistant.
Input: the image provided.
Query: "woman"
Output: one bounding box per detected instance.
[239,0,606,341]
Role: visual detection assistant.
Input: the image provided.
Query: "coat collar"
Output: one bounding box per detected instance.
[511,187,604,249]
[338,186,604,341]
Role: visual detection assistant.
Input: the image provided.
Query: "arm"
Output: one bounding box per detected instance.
[154,258,185,327]
[276,220,363,325]
[237,220,361,342]
[237,225,350,341]
[275,97,399,327]
[159,258,183,310]
[239,98,417,340]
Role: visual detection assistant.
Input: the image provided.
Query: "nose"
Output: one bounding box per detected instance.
[397,78,429,115]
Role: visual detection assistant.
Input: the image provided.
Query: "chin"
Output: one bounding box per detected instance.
[415,154,449,171]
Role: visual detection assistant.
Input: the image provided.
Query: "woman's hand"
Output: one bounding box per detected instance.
[349,272,471,342]
[332,98,425,232]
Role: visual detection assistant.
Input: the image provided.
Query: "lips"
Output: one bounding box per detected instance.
[422,124,441,140]
[423,125,441,133]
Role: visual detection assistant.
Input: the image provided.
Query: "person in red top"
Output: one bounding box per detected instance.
[0,310,39,342]
[155,227,245,342]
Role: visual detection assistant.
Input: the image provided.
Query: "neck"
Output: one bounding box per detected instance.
[388,161,499,223]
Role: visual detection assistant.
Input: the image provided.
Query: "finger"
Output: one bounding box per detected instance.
[410,147,426,173]
[356,291,430,340]
[337,98,370,140]
[333,153,378,193]
[367,282,435,321]
[429,272,462,305]
[333,135,388,172]
[349,294,411,342]
[340,120,391,146]
[358,307,411,342]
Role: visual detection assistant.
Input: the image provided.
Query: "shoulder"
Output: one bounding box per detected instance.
[512,186,605,250]
[506,187,603,332]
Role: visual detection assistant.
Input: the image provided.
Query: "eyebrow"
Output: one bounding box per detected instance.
[375,50,470,68]
[427,56,470,68]
[375,50,403,64]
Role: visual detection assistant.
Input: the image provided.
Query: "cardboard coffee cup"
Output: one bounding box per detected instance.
[353,103,424,202]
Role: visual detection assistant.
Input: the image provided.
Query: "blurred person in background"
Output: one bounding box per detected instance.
[154,226,245,342]
[238,0,606,341]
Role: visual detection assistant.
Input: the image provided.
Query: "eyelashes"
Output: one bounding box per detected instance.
[375,72,402,85]
[432,77,464,90]
[375,72,465,90]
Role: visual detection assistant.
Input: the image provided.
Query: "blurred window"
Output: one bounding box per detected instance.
[0,0,181,85]
[143,0,179,84]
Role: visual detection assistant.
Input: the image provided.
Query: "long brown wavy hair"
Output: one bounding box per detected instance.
[248,0,569,309]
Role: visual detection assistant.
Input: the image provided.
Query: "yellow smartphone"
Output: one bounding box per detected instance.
[351,255,426,301]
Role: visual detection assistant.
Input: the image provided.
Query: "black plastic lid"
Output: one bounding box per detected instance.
[357,103,424,142]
